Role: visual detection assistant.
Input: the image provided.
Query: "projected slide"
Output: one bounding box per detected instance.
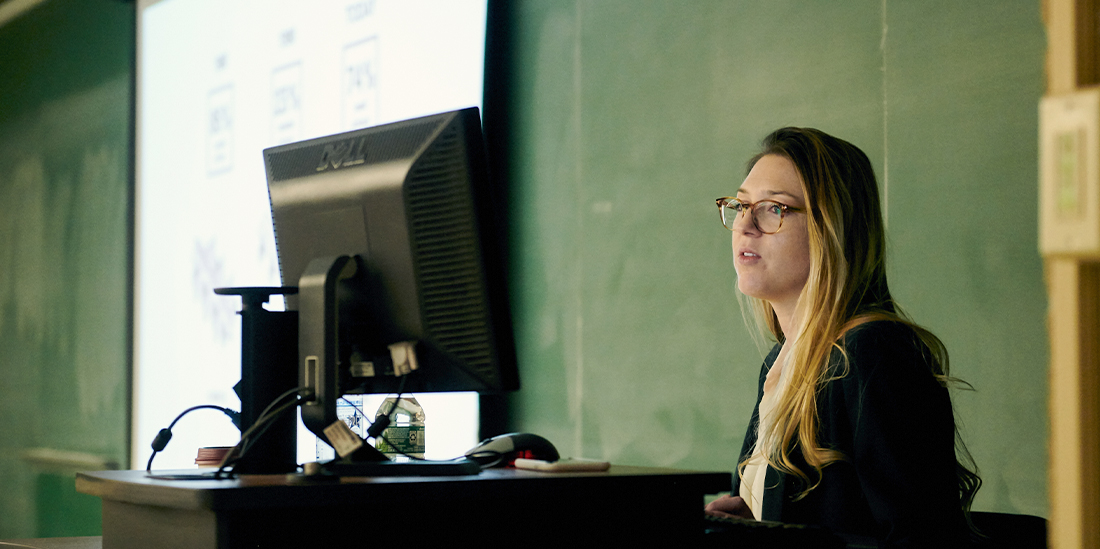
[135,0,486,468]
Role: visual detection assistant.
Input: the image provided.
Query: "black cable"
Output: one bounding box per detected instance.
[237,395,301,456]
[145,405,240,473]
[337,378,487,465]
[344,396,493,465]
[369,373,408,436]
[464,449,506,468]
[214,387,306,478]
[254,386,306,427]
[214,399,301,477]
[342,375,426,461]
[341,401,422,461]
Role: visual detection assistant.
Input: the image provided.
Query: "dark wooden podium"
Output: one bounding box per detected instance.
[77,466,731,548]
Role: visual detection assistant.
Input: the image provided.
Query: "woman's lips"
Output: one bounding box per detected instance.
[736,248,761,264]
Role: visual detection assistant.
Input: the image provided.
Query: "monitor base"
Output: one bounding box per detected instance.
[322,457,481,477]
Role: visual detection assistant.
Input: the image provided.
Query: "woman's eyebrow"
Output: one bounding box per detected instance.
[736,188,800,201]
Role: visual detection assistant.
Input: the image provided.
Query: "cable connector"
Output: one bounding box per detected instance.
[366,414,390,439]
[151,428,173,452]
[223,409,242,431]
[146,404,241,473]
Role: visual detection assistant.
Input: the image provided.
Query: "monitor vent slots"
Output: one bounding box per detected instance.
[405,125,495,377]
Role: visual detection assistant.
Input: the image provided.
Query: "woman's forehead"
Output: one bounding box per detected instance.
[738,155,804,201]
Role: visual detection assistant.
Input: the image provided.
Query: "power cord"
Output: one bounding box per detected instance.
[146,405,241,473]
[341,397,426,461]
[364,372,408,440]
[333,374,438,462]
[146,380,447,478]
[464,449,506,468]
[213,386,306,478]
[340,376,485,465]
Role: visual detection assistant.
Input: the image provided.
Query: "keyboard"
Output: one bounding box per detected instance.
[702,513,876,548]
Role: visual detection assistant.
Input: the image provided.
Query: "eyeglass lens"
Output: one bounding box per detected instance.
[720,200,785,233]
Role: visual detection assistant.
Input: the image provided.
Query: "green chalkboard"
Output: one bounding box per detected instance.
[0,0,133,538]
[497,0,1047,517]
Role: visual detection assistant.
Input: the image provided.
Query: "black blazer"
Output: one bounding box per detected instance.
[733,321,969,547]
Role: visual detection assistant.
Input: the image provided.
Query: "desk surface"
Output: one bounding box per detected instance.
[78,465,729,509]
[78,466,731,547]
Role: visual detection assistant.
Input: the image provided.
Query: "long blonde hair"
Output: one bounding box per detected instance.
[738,127,981,514]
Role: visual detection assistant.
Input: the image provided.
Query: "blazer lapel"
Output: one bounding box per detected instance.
[762,465,785,521]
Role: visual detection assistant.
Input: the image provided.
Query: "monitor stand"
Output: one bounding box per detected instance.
[322,445,481,476]
[289,255,483,478]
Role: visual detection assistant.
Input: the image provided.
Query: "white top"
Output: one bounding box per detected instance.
[738,343,792,520]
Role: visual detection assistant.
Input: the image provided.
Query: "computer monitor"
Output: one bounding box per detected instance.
[264,107,518,468]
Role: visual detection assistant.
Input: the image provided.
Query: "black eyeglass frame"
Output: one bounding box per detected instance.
[715,197,805,234]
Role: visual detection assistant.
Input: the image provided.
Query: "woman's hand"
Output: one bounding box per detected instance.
[704,495,754,519]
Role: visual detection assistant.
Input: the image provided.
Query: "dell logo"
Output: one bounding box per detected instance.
[316,137,367,171]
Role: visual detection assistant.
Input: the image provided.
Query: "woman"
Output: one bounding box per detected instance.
[705,127,980,547]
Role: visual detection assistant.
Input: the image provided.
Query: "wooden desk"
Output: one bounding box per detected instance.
[77,467,730,548]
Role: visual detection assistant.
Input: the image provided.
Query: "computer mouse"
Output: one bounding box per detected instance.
[464,432,560,467]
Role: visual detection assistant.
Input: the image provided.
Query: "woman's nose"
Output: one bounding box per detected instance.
[731,207,758,234]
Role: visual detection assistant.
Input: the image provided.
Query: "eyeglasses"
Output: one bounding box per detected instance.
[715,197,804,234]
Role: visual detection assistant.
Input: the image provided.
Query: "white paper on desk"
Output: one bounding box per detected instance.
[514,458,611,472]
